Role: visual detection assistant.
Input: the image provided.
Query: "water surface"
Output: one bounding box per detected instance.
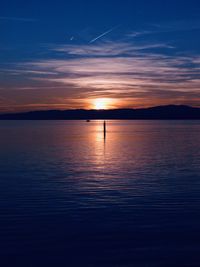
[0,120,200,266]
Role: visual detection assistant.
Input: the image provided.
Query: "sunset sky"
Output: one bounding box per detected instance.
[0,0,200,112]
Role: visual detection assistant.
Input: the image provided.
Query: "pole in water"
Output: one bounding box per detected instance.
[103,120,106,139]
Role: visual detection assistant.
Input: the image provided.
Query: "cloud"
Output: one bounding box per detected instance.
[24,41,200,92]
[1,40,200,111]
[51,41,174,57]
[127,19,200,40]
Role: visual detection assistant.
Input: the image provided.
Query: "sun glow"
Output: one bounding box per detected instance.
[93,98,113,109]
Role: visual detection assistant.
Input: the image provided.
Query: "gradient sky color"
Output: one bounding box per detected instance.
[0,0,200,112]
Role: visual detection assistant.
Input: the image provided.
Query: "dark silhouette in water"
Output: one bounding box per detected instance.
[0,105,200,120]
[104,120,106,139]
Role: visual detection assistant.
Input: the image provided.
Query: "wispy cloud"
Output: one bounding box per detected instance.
[52,41,174,57]
[19,42,199,101]
[1,40,200,111]
[127,19,200,39]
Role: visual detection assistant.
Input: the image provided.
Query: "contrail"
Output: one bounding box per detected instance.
[89,26,119,43]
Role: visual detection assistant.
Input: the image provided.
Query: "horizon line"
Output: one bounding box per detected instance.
[0,104,199,115]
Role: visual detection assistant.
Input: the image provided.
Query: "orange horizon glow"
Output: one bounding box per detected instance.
[90,98,118,110]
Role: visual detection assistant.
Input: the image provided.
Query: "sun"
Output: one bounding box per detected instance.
[93,98,110,110]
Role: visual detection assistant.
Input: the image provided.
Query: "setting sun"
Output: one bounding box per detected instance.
[93,98,112,110]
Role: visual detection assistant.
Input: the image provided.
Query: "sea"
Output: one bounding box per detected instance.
[0,120,200,267]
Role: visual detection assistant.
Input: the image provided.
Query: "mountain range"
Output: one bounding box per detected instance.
[0,105,200,120]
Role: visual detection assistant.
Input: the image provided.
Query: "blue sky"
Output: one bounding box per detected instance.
[0,0,200,112]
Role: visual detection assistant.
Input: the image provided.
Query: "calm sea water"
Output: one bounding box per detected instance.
[0,120,200,267]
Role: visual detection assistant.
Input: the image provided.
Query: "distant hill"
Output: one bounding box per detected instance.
[0,105,200,120]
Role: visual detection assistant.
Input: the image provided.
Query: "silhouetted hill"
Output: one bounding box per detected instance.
[0,105,200,120]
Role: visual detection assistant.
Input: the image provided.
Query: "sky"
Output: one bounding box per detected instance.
[0,0,200,112]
